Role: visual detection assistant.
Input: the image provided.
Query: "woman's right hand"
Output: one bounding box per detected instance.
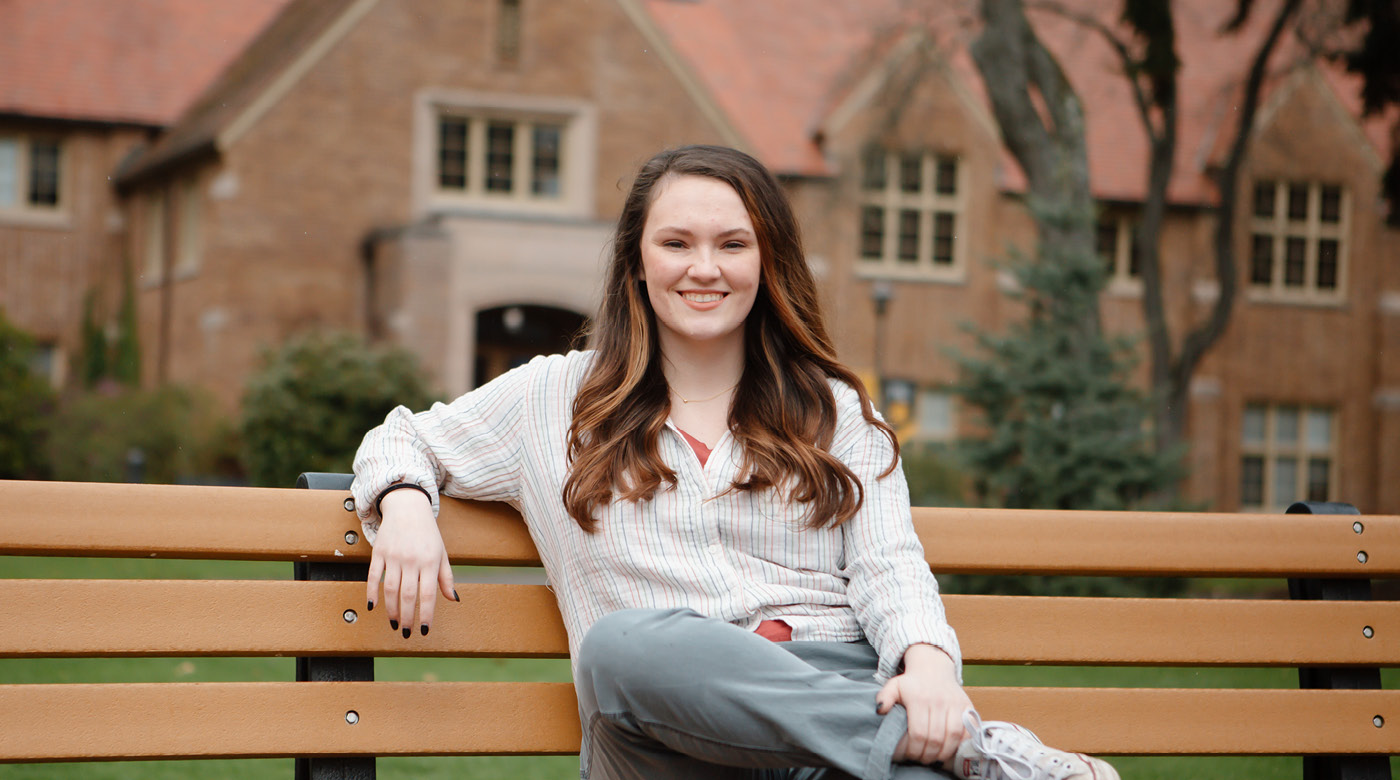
[366,488,458,637]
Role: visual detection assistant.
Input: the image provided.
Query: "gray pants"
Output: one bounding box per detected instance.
[575,608,951,780]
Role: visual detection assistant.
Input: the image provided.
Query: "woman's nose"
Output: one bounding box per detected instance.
[688,249,722,281]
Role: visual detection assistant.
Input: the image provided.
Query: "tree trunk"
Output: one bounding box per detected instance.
[1156,0,1302,458]
[972,0,1098,339]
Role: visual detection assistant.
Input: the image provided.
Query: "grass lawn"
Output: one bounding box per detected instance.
[2,556,1394,779]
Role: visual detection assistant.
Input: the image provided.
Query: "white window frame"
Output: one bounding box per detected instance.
[855,149,967,284]
[1247,180,1348,305]
[1239,402,1338,511]
[0,133,66,224]
[414,90,597,219]
[143,190,167,284]
[912,386,956,443]
[1096,212,1142,294]
[30,341,65,388]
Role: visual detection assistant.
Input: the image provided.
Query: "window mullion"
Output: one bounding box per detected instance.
[1305,184,1320,292]
[920,153,934,268]
[1273,184,1285,292]
[882,154,897,269]
[514,121,532,200]
[467,119,486,195]
[16,137,30,207]
[1263,406,1276,510]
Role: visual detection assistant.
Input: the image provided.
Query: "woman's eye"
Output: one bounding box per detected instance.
[723,241,747,250]
[662,240,685,249]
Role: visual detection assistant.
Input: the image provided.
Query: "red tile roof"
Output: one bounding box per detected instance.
[643,0,906,176]
[117,0,358,185]
[645,0,1392,204]
[48,0,1386,205]
[0,0,289,126]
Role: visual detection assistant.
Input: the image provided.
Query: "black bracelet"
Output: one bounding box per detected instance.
[374,482,432,514]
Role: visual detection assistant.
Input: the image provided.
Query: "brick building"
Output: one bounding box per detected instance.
[4,0,1397,513]
[0,0,289,387]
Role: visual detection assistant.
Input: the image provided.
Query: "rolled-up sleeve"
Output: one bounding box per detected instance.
[350,356,537,544]
[834,387,962,684]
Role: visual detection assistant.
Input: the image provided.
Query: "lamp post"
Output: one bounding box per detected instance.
[870,280,893,405]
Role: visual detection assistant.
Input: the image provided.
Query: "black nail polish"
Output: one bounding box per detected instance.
[421,624,429,636]
[367,600,374,612]
[402,627,411,639]
[390,619,399,630]
[453,589,460,602]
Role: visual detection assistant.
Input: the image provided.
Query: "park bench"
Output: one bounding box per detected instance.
[1,473,1397,779]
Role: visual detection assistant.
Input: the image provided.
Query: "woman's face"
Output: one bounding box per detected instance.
[639,174,761,355]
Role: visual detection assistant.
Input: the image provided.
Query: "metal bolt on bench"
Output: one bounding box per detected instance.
[296,472,374,780]
[1287,501,1390,780]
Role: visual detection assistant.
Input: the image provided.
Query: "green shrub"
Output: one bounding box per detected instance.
[901,443,967,508]
[0,313,57,479]
[47,384,231,484]
[240,332,437,487]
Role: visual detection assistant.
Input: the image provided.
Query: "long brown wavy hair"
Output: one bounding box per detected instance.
[562,145,898,532]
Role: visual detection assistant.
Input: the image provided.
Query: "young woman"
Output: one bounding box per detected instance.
[351,145,1117,780]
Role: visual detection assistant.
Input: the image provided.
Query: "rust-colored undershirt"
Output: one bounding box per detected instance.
[677,427,792,643]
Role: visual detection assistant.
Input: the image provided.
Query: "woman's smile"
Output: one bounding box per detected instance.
[638,174,762,353]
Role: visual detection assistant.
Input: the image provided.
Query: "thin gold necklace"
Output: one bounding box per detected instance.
[672,382,738,404]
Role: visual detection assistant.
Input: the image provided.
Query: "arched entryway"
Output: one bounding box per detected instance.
[474,304,589,387]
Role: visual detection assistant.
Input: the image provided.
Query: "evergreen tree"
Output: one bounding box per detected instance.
[953,198,1182,512]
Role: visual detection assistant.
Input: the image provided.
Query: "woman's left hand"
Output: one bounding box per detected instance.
[875,643,972,766]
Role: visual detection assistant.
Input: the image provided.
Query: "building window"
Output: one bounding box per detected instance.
[1240,403,1336,510]
[435,114,566,203]
[29,342,64,387]
[1249,180,1347,301]
[0,134,62,212]
[915,387,955,442]
[878,381,956,441]
[1095,213,1142,288]
[858,148,965,280]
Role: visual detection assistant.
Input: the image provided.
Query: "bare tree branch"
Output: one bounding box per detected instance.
[1028,0,1159,142]
[1178,0,1303,384]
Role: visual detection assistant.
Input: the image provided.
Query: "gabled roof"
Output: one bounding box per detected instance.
[644,0,1392,204]
[0,0,289,127]
[115,0,363,185]
[641,0,916,177]
[101,0,1390,205]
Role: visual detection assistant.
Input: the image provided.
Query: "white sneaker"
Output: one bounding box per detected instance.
[947,709,1120,780]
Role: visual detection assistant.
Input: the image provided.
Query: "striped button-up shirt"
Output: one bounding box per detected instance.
[351,351,961,683]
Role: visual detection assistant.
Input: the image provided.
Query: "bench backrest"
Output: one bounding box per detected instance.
[1,479,1397,765]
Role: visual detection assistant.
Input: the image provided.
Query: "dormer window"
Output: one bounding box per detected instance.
[857,148,965,282]
[1248,180,1347,303]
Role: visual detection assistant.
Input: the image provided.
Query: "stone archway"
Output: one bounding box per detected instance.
[474,304,588,387]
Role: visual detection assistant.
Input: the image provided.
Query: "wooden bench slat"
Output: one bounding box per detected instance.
[0,683,1394,760]
[947,594,1398,666]
[0,681,581,762]
[915,507,1400,577]
[0,480,538,565]
[7,481,1400,576]
[0,580,569,658]
[971,687,1400,755]
[4,580,1396,667]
